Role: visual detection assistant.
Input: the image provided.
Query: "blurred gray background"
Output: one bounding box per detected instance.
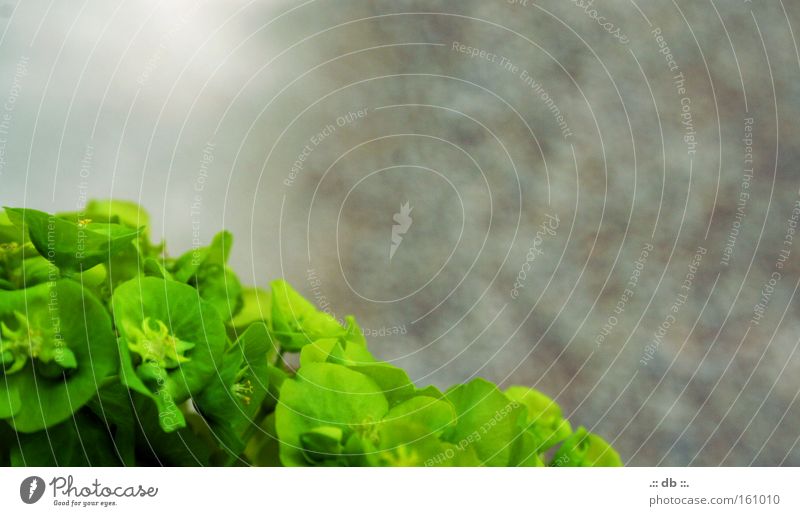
[1,0,799,466]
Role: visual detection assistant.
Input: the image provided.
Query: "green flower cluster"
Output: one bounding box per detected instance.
[0,201,621,467]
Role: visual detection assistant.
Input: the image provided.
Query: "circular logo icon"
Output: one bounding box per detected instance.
[20,476,45,504]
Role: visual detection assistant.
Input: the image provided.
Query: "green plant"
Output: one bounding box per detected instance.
[0,201,622,466]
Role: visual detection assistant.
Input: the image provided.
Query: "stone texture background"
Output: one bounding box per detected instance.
[1,0,799,465]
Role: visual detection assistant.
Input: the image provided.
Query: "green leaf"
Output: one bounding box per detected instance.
[442,378,526,466]
[116,333,187,433]
[5,208,140,274]
[270,280,345,351]
[508,430,546,467]
[297,332,412,407]
[62,199,160,257]
[0,211,28,245]
[194,323,272,458]
[505,386,572,453]
[337,317,375,363]
[246,412,281,466]
[168,232,242,321]
[299,338,346,367]
[264,364,287,413]
[10,409,124,466]
[0,280,117,432]
[348,362,416,407]
[143,258,172,280]
[0,381,21,419]
[20,256,56,287]
[381,396,456,436]
[342,315,368,348]
[84,199,150,230]
[229,287,271,333]
[195,264,242,321]
[299,426,344,464]
[112,277,227,422]
[551,427,623,467]
[371,428,468,466]
[368,408,481,466]
[171,230,232,283]
[238,321,275,362]
[415,385,445,398]
[131,393,212,466]
[86,383,137,466]
[276,362,389,466]
[78,263,107,287]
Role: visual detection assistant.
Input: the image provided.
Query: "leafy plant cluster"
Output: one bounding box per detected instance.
[0,201,622,466]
